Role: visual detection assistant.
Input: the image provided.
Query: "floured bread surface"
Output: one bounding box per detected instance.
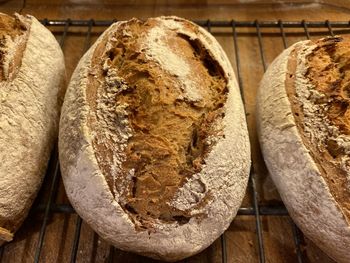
[0,13,65,243]
[60,16,250,261]
[286,37,350,221]
[87,18,228,228]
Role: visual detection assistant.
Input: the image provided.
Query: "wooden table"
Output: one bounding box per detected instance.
[1,1,349,262]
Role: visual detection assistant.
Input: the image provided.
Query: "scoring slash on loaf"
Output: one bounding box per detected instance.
[0,12,65,244]
[257,36,350,263]
[59,16,251,261]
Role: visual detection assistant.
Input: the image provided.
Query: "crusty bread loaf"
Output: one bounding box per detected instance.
[59,16,250,261]
[257,36,350,263]
[0,13,65,244]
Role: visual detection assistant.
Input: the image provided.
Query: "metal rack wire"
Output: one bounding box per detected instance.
[2,19,347,263]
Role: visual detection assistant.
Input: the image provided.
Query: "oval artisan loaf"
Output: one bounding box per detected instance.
[0,13,65,244]
[59,16,250,261]
[257,36,350,263]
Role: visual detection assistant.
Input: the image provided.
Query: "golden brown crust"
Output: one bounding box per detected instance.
[285,37,350,221]
[86,18,228,229]
[0,13,29,82]
[0,227,13,242]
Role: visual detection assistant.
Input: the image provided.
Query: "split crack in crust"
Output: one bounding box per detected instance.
[286,36,350,221]
[0,13,29,82]
[87,18,228,229]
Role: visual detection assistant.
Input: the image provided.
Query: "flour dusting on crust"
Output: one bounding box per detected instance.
[93,65,133,198]
[142,21,202,102]
[294,43,350,189]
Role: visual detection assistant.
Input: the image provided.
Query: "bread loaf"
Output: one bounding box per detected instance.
[0,13,65,244]
[59,16,250,261]
[257,36,350,263]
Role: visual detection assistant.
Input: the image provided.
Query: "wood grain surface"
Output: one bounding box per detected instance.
[1,1,350,262]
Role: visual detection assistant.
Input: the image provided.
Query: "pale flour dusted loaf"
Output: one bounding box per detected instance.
[0,13,65,244]
[257,36,350,263]
[59,16,250,261]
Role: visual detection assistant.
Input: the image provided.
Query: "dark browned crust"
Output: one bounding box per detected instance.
[86,18,228,229]
[285,37,350,222]
[0,13,29,82]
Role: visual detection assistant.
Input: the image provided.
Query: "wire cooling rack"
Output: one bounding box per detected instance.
[1,19,347,263]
